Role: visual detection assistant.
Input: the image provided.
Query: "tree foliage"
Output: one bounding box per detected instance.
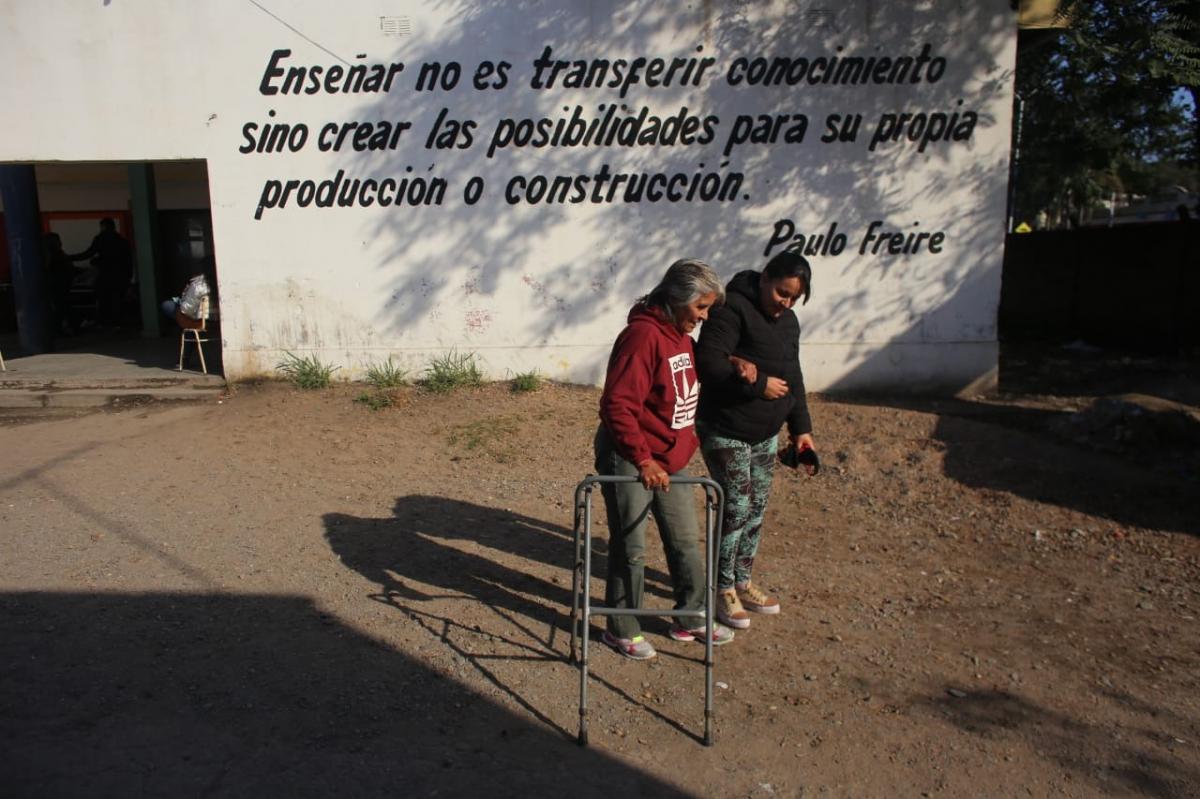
[1013,0,1198,228]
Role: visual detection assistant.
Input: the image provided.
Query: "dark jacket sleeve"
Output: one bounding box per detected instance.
[695,304,763,399]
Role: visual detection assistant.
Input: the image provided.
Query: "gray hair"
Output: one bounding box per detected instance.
[641,258,724,316]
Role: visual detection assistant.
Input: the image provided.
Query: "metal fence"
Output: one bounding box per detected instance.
[1000,220,1200,349]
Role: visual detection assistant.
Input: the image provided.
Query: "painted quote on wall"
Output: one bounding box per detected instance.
[241,44,978,257]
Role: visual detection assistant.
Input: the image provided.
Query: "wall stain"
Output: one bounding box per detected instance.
[464,308,493,333]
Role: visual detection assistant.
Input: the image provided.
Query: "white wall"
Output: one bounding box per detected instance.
[0,0,1016,392]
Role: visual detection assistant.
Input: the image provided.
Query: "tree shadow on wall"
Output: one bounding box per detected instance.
[260,0,1017,366]
[0,591,690,798]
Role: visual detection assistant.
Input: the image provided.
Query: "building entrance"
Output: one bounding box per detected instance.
[0,160,222,382]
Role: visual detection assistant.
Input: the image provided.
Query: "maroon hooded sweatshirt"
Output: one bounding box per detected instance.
[599,304,700,474]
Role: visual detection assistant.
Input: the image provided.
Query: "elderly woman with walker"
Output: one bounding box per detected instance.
[594,258,738,660]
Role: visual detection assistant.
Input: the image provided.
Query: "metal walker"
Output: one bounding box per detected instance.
[569,474,724,746]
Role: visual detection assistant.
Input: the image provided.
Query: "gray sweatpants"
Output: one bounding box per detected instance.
[594,426,706,639]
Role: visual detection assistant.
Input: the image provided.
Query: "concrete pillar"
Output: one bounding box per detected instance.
[0,165,52,354]
[128,163,160,337]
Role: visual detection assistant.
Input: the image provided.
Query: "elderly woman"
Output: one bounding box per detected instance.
[694,249,816,631]
[595,258,736,660]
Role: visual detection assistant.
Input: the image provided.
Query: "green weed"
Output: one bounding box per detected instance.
[510,370,543,393]
[354,391,394,411]
[365,357,409,388]
[446,415,521,462]
[422,350,483,393]
[277,352,339,389]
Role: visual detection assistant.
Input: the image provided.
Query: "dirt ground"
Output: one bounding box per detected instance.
[2,356,1199,797]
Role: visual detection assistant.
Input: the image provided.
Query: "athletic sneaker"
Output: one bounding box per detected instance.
[717,588,751,629]
[602,630,657,660]
[668,622,736,646]
[737,581,781,614]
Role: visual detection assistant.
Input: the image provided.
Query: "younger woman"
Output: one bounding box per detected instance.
[695,250,815,630]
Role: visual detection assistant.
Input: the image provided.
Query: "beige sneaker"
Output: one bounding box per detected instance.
[717,588,751,629]
[737,582,780,615]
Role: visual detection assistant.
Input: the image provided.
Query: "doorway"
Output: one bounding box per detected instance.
[0,160,222,379]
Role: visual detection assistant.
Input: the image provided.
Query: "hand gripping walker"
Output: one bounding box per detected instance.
[569,474,724,746]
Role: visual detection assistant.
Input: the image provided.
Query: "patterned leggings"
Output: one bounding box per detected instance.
[699,429,778,591]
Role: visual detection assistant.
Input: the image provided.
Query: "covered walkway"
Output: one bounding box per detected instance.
[0,330,225,408]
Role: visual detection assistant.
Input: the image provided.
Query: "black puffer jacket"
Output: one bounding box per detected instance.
[695,270,812,443]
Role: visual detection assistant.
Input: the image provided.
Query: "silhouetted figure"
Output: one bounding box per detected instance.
[44,232,82,336]
[70,217,133,327]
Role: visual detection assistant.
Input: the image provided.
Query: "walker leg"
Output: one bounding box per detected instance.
[578,484,594,746]
[704,486,720,747]
[569,476,723,748]
[578,612,590,747]
[569,485,585,664]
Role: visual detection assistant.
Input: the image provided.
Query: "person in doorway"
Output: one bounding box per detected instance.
[694,249,817,631]
[595,258,735,660]
[44,232,82,336]
[69,217,133,327]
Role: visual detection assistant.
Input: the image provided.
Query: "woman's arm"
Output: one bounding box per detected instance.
[784,356,813,440]
[728,354,757,384]
[695,305,766,398]
[599,327,656,467]
[600,330,677,489]
[67,241,97,262]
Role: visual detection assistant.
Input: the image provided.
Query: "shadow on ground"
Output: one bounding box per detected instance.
[322,495,713,744]
[832,342,1200,536]
[324,494,677,631]
[999,342,1200,406]
[913,686,1198,798]
[0,591,690,797]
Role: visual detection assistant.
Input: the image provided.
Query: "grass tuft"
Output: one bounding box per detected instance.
[277,352,339,389]
[354,391,394,411]
[446,415,521,462]
[422,350,483,393]
[365,357,409,388]
[510,370,543,393]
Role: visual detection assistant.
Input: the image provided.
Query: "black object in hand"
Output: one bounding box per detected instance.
[779,444,820,474]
